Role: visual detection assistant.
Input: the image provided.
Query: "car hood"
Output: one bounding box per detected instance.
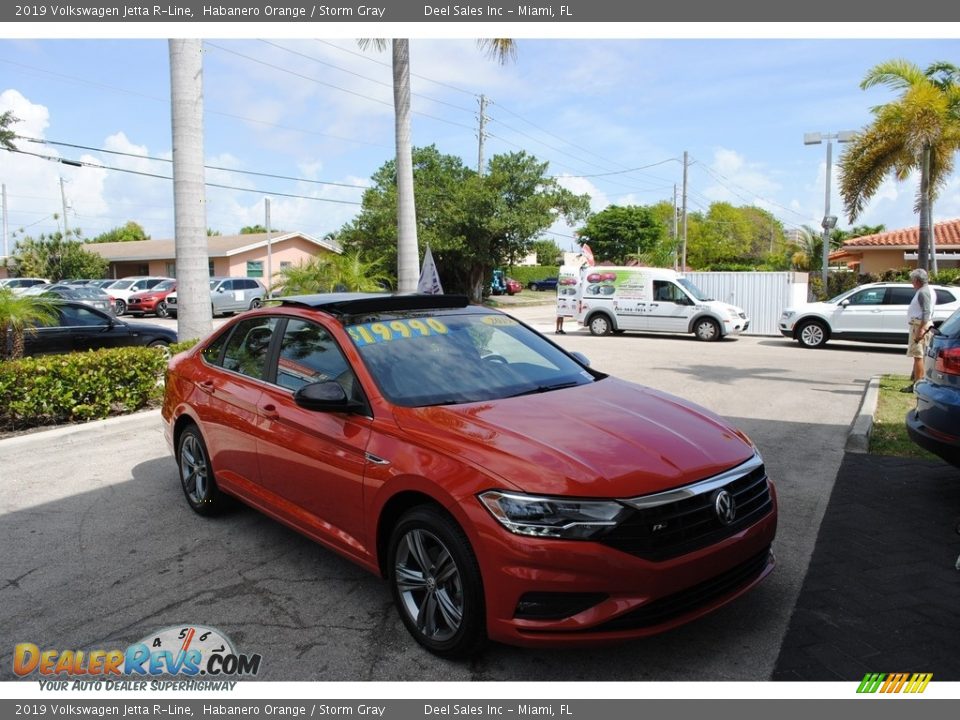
[784,301,836,315]
[120,321,177,340]
[391,377,756,498]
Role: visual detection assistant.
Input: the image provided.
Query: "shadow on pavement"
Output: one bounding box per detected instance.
[773,453,960,681]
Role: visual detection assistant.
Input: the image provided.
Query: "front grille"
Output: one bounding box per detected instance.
[600,461,773,561]
[587,547,771,632]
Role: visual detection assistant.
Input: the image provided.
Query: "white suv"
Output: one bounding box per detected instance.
[780,282,960,348]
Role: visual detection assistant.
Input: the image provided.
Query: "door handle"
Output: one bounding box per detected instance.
[260,403,279,420]
[198,380,215,394]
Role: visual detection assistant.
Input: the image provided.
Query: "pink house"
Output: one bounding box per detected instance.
[84,231,340,283]
[829,218,960,273]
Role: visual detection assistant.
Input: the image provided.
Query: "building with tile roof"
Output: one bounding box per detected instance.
[829,219,960,273]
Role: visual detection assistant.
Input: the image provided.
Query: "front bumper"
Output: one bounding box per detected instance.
[463,482,778,647]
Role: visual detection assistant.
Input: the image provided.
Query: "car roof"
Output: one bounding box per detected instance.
[278,293,471,316]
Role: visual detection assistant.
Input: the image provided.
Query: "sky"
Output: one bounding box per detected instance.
[1,31,960,257]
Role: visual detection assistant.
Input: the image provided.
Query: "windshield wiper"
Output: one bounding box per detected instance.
[506,381,580,399]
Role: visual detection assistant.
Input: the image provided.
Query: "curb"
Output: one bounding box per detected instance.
[845,374,881,454]
[0,408,162,449]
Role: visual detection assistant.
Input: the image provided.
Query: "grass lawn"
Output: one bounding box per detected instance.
[869,374,941,460]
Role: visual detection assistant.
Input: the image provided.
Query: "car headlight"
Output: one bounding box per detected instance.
[781,311,794,320]
[478,490,628,540]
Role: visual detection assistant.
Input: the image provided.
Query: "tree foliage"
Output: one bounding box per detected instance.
[530,239,562,266]
[0,110,18,151]
[240,224,277,234]
[839,59,960,270]
[88,221,150,244]
[577,205,664,265]
[338,146,589,299]
[0,288,60,360]
[275,252,391,295]
[10,232,109,281]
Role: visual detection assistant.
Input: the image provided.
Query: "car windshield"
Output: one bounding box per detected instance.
[109,280,135,290]
[347,310,597,407]
[154,280,176,291]
[677,278,713,301]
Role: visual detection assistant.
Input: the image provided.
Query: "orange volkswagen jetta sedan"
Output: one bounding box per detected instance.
[162,293,777,657]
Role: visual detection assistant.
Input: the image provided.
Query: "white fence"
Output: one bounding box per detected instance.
[684,272,809,336]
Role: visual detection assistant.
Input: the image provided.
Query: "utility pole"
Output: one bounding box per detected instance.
[59,176,70,239]
[477,94,488,175]
[265,198,273,297]
[2,184,8,259]
[672,183,678,270]
[681,151,689,271]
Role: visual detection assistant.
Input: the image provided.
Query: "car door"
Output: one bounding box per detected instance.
[254,317,373,558]
[833,287,886,335]
[880,286,917,338]
[646,281,695,333]
[62,304,132,352]
[196,316,280,487]
[211,279,235,314]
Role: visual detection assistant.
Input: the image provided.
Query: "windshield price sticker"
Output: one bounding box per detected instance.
[481,316,519,327]
[348,318,448,346]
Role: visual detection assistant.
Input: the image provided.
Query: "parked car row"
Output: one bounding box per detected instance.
[165,277,267,318]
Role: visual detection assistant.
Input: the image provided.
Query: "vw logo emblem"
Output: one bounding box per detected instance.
[713,490,737,525]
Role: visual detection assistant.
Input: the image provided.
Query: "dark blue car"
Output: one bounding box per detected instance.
[527,277,558,291]
[907,307,960,468]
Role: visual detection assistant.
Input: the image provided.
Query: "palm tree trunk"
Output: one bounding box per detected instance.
[392,39,420,294]
[169,39,212,340]
[918,143,932,272]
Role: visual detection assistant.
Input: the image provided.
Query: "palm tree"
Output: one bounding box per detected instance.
[275,252,392,295]
[169,39,213,341]
[358,39,516,292]
[0,288,59,360]
[839,60,960,271]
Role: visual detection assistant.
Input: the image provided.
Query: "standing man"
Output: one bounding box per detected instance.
[902,268,935,393]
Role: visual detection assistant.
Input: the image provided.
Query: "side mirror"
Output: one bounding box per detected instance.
[294,381,353,413]
[840,299,850,308]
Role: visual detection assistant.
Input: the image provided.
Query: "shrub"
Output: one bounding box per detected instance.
[169,338,200,356]
[0,346,169,431]
[503,266,560,286]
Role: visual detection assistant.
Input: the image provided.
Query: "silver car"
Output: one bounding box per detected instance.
[166,277,267,318]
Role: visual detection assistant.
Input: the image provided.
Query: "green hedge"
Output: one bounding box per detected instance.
[0,346,170,431]
[501,265,560,285]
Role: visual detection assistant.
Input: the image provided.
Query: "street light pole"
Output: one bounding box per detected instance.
[804,130,854,294]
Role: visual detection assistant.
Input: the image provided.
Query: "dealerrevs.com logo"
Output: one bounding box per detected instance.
[857,673,933,694]
[14,625,261,691]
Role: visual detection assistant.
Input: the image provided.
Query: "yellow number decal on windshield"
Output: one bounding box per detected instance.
[350,318,450,345]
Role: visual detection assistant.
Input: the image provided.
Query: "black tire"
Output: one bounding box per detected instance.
[527,282,537,291]
[156,302,169,319]
[796,319,829,348]
[588,314,613,336]
[249,298,263,310]
[176,425,225,516]
[693,317,721,342]
[114,299,126,316]
[388,506,486,658]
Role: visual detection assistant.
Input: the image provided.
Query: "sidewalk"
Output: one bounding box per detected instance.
[772,451,960,680]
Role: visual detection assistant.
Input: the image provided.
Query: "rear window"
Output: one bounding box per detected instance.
[935,289,956,305]
[939,310,960,338]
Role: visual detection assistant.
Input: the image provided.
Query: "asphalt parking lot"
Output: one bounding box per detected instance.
[0,305,931,682]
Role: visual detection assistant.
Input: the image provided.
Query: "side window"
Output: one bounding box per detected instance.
[201,329,231,367]
[846,289,885,305]
[60,305,109,327]
[654,281,685,303]
[221,317,279,380]
[885,287,915,305]
[276,319,353,393]
[935,289,955,305]
[218,280,233,292]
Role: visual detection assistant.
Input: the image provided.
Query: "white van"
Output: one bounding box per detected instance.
[572,266,750,341]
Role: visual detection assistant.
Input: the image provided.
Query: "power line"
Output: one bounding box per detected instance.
[204,41,477,133]
[3,147,363,206]
[18,136,369,190]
